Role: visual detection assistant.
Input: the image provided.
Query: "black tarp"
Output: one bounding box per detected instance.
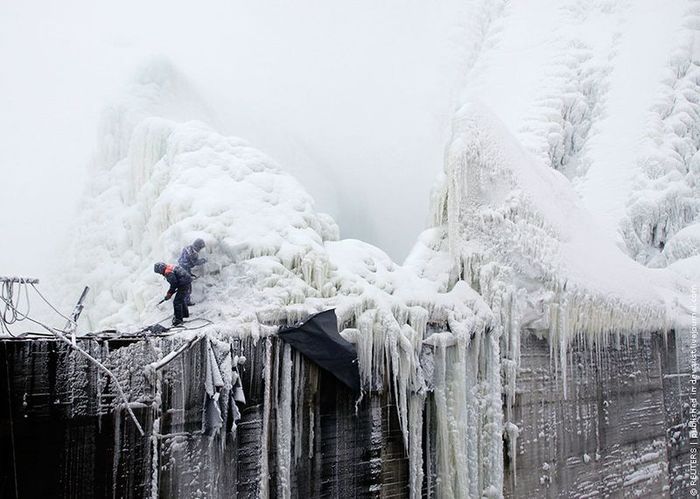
[277,309,361,394]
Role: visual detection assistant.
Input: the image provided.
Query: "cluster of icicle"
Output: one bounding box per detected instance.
[252,234,505,498]
[427,102,671,490]
[56,60,679,498]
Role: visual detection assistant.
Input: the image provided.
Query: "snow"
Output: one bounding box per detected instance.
[35,3,699,495]
[579,0,689,239]
[660,223,700,266]
[669,255,700,284]
[46,62,506,497]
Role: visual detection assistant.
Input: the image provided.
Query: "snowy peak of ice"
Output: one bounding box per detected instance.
[431,102,670,343]
[62,115,340,331]
[94,57,216,174]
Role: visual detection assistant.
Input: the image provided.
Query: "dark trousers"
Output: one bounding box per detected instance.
[181,267,195,305]
[173,284,191,321]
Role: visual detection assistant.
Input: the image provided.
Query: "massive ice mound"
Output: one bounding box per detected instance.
[62,116,343,331]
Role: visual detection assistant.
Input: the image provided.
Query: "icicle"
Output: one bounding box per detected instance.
[150,417,160,499]
[407,394,425,499]
[276,343,293,498]
[258,338,273,499]
[505,421,520,488]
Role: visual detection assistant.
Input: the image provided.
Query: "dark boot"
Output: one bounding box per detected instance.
[172,318,184,327]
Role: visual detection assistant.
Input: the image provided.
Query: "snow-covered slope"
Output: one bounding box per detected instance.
[433,102,672,335]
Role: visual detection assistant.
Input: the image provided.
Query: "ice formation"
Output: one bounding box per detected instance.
[621,2,700,272]
[431,102,672,356]
[47,3,698,489]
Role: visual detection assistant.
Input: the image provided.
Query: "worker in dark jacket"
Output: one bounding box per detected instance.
[154,262,192,326]
[178,238,207,306]
[178,238,207,274]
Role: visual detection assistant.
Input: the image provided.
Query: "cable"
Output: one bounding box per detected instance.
[0,292,145,436]
[179,318,214,331]
[1,282,76,336]
[0,283,212,434]
[29,283,75,326]
[0,280,32,335]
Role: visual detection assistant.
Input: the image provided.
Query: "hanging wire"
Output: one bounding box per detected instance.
[0,280,32,336]
[30,283,75,326]
[0,282,145,436]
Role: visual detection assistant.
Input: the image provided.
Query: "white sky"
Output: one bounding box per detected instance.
[0,1,471,278]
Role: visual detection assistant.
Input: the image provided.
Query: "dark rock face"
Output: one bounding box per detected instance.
[0,330,694,498]
[504,330,693,498]
[0,338,155,498]
[0,336,409,498]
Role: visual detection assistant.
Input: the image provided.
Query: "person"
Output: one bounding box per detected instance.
[178,238,207,275]
[178,238,207,306]
[154,262,192,326]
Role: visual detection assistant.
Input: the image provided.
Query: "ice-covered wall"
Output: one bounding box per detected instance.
[504,330,686,498]
[2,328,691,498]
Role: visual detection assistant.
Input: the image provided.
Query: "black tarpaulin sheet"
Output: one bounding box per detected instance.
[278,309,361,394]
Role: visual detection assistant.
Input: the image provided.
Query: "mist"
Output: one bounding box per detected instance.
[0,1,470,279]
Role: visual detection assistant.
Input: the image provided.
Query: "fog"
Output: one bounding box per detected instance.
[0,1,470,279]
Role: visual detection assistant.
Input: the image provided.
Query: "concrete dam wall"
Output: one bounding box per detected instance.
[0,329,692,498]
